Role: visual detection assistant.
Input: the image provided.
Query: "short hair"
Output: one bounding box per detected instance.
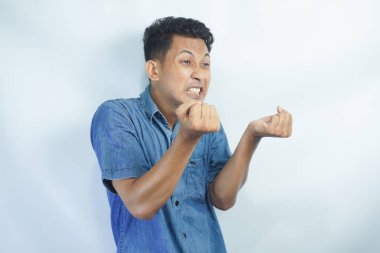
[143,16,214,62]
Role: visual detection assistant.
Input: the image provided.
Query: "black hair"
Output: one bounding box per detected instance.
[143,16,214,62]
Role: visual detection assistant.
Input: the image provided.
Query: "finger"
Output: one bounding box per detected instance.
[201,103,210,130]
[269,114,280,129]
[176,101,199,119]
[277,106,284,114]
[188,103,202,121]
[278,112,292,137]
[201,103,210,119]
[287,125,292,137]
[209,105,215,120]
[286,113,293,137]
[282,112,292,137]
[209,105,220,131]
[277,112,287,136]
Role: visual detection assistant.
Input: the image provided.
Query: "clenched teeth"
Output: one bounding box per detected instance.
[187,87,201,95]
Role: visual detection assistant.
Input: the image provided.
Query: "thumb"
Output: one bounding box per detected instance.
[277,106,284,114]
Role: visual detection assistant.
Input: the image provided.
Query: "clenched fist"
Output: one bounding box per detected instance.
[175,101,220,140]
[249,106,293,139]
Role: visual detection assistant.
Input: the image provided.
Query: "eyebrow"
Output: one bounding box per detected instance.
[178,50,210,58]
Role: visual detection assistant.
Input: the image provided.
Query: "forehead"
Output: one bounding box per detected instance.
[168,35,209,56]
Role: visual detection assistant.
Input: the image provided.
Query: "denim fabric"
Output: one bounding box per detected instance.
[91,85,231,253]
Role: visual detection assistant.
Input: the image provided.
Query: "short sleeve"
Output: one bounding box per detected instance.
[207,124,231,183]
[90,100,149,193]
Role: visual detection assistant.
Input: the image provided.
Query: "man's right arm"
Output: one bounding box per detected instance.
[112,102,220,220]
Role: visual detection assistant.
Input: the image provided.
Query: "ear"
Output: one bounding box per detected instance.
[145,60,160,81]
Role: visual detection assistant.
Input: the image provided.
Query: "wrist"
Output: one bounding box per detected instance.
[177,128,202,146]
[247,122,262,142]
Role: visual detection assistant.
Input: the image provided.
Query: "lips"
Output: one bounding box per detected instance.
[187,87,201,95]
[186,86,204,99]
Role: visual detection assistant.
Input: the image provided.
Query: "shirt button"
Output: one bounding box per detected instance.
[189,160,196,165]
[175,200,179,206]
[183,233,187,239]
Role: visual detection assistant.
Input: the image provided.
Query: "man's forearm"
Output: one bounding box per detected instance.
[114,101,222,220]
[210,106,293,210]
[209,125,260,210]
[115,131,200,219]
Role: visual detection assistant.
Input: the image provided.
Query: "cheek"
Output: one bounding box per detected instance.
[204,74,211,88]
[179,68,192,79]
[206,73,211,83]
[165,67,188,83]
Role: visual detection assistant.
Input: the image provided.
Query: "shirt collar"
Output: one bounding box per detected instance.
[139,85,160,122]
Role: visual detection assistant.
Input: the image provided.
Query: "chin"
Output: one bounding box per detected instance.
[185,97,204,104]
[184,93,205,102]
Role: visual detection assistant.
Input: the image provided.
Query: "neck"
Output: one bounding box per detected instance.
[150,87,177,129]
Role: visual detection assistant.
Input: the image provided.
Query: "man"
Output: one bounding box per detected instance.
[91,16,292,253]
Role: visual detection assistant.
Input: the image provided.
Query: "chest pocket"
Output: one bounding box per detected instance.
[185,158,207,202]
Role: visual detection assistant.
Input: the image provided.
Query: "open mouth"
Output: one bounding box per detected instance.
[186,87,203,97]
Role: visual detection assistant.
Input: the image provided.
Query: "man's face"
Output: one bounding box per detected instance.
[152,35,211,110]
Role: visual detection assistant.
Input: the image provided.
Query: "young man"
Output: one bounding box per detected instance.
[91,17,292,253]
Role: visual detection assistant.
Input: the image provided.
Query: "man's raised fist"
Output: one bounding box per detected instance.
[176,101,220,140]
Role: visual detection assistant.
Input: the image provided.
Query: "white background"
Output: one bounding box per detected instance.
[1,0,379,252]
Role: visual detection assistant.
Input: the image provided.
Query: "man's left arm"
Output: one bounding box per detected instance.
[209,106,293,210]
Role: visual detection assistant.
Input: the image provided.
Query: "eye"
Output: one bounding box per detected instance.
[203,62,210,67]
[182,60,191,65]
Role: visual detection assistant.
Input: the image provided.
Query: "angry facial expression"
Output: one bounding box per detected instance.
[149,35,211,116]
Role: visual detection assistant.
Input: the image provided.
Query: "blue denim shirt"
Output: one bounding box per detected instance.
[91,85,231,253]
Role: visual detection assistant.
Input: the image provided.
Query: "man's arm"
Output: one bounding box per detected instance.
[113,102,220,220]
[209,106,293,210]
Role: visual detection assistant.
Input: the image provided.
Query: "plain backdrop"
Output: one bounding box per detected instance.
[1,0,379,252]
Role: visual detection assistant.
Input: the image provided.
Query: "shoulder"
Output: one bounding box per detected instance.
[94,98,139,117]
[92,98,144,125]
[90,98,140,133]
[90,98,140,145]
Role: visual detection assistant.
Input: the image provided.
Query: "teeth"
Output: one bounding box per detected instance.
[187,87,201,95]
